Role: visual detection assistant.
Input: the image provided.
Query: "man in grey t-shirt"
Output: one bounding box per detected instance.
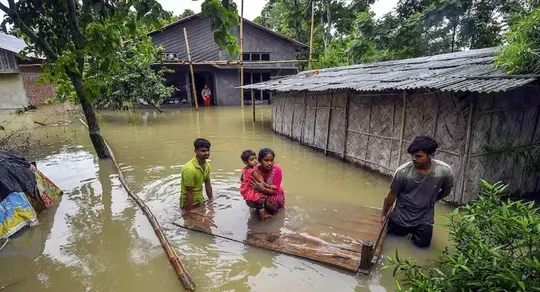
[381,135,454,248]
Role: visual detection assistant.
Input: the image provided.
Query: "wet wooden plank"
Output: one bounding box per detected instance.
[172,204,387,273]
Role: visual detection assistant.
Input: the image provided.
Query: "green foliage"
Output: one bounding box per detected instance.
[181,9,196,18]
[496,6,540,74]
[201,0,240,57]
[387,180,540,291]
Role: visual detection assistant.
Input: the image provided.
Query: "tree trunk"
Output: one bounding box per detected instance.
[66,69,111,159]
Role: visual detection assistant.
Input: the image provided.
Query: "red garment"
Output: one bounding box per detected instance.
[240,167,265,201]
[257,165,285,210]
[203,95,211,106]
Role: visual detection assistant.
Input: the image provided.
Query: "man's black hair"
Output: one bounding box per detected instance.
[407,135,438,155]
[258,148,275,161]
[194,138,211,150]
[241,150,256,162]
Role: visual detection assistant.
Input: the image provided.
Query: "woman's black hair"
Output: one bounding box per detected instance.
[241,149,256,162]
[407,135,439,155]
[258,148,275,162]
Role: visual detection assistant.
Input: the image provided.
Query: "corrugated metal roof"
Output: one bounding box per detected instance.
[0,32,27,53]
[241,48,539,94]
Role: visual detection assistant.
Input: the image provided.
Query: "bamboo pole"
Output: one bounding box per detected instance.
[251,73,255,122]
[342,91,350,161]
[240,0,244,108]
[158,60,310,65]
[457,96,477,204]
[184,27,199,111]
[79,119,195,291]
[308,2,315,70]
[397,91,408,165]
[324,91,333,155]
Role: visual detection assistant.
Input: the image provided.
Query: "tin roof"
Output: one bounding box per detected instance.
[241,48,538,93]
[0,32,27,53]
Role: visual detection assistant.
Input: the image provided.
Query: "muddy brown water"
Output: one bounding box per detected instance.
[0,105,453,291]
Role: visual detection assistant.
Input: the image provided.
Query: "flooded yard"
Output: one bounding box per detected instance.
[0,105,453,291]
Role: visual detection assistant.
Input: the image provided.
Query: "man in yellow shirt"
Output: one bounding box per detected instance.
[180,138,213,211]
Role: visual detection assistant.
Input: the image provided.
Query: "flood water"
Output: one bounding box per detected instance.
[0,105,453,291]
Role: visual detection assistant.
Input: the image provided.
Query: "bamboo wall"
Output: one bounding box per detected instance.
[272,88,540,204]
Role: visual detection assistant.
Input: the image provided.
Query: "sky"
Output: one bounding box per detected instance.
[0,0,399,23]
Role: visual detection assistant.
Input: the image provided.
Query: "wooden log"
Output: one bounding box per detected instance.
[78,119,196,291]
[240,0,244,108]
[324,91,333,155]
[397,91,408,165]
[184,27,199,111]
[251,73,255,122]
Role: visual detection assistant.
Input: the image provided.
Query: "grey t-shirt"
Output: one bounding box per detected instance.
[389,159,454,227]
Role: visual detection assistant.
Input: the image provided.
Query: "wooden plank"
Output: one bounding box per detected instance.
[343,91,350,160]
[173,204,386,273]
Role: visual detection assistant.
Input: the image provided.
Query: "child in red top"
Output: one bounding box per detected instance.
[240,150,276,221]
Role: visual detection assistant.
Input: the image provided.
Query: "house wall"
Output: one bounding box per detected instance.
[0,73,28,109]
[271,90,487,205]
[19,65,55,106]
[463,87,540,203]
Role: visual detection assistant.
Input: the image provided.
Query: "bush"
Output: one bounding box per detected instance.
[387,180,540,292]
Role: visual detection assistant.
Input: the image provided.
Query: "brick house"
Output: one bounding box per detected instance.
[0,33,54,109]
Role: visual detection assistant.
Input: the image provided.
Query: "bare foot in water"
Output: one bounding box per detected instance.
[258,209,273,222]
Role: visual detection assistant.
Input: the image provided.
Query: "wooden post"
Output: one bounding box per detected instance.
[324,91,333,155]
[300,92,307,145]
[308,2,315,70]
[397,91,407,165]
[358,241,374,274]
[240,0,244,108]
[251,73,255,122]
[457,95,477,204]
[342,91,350,161]
[184,27,199,110]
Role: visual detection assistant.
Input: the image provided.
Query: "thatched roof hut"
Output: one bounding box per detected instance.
[243,48,540,204]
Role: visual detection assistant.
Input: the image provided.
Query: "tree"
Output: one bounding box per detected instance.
[0,0,167,159]
[388,180,540,291]
[201,0,240,56]
[496,4,540,74]
[181,9,196,18]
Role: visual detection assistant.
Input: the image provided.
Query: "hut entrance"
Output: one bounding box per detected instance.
[190,71,214,106]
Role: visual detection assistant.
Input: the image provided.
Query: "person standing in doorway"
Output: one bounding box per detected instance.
[202,85,212,106]
[180,138,213,211]
[380,135,454,248]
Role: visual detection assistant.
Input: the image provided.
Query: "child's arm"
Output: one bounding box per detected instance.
[252,171,277,190]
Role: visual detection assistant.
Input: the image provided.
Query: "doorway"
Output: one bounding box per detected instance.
[190,72,215,106]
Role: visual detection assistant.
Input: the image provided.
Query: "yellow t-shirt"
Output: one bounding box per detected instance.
[180,156,211,207]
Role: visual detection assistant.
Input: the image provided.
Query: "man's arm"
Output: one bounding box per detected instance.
[185,186,195,211]
[381,189,397,222]
[437,171,455,201]
[205,178,213,200]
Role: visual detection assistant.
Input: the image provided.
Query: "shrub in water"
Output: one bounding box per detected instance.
[387,180,540,292]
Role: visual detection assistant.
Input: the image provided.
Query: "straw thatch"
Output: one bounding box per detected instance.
[271,87,540,204]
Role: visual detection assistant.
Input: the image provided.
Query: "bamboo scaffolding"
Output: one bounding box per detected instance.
[240,0,245,108]
[159,59,310,65]
[184,27,199,111]
[308,2,315,70]
[79,119,195,291]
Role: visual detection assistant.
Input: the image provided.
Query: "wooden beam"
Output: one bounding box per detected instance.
[183,27,199,110]
[251,73,256,122]
[457,95,477,204]
[300,92,307,145]
[324,91,333,155]
[397,91,407,165]
[308,2,315,70]
[342,91,350,161]
[158,60,310,65]
[358,241,374,274]
[240,0,244,108]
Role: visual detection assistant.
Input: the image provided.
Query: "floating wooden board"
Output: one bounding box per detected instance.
[173,202,387,273]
